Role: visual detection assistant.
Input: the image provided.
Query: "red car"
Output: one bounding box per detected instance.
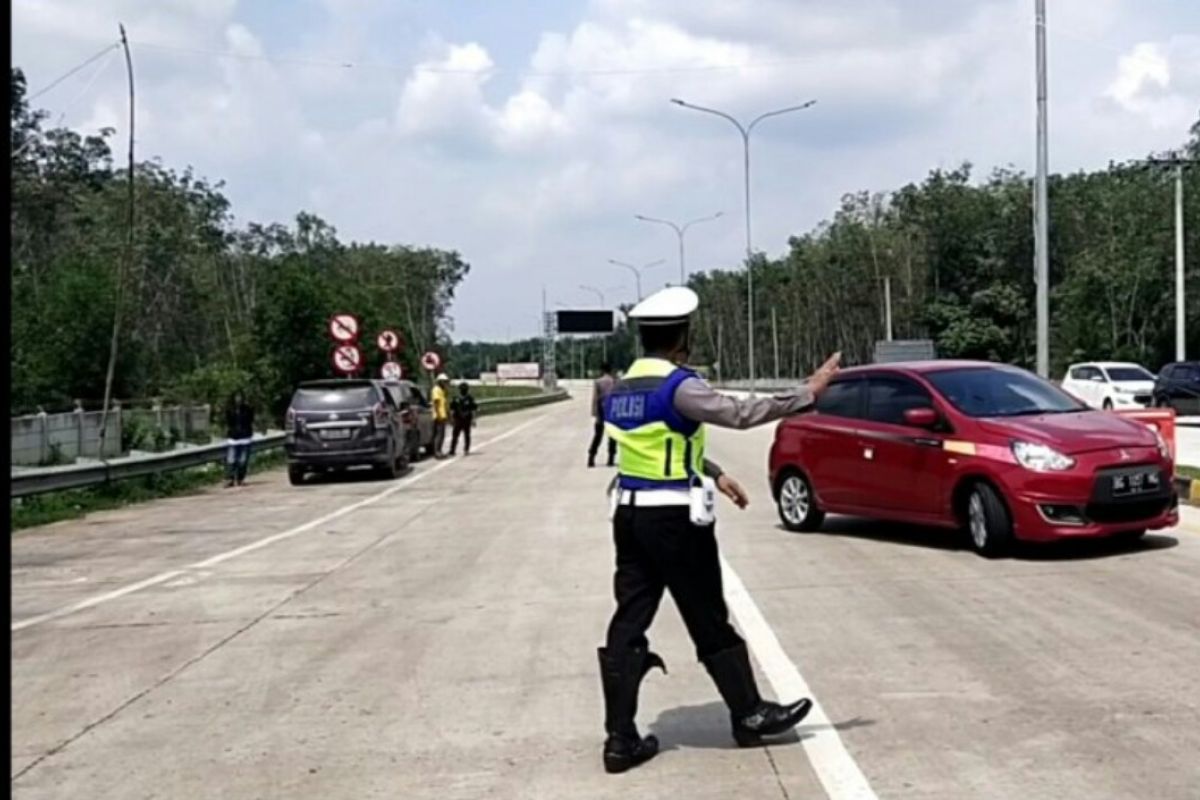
[768,361,1178,557]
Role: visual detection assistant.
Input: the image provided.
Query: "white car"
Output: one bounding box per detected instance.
[1061,362,1156,410]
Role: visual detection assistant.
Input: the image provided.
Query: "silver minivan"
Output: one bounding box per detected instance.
[284,379,434,485]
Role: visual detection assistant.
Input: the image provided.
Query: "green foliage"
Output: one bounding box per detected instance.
[10,67,470,422]
[678,130,1200,378]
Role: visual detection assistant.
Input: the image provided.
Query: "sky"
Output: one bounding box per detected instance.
[12,0,1200,341]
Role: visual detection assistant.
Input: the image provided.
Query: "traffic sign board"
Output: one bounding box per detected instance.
[421,351,441,372]
[380,361,403,381]
[328,313,360,343]
[332,344,363,374]
[377,329,402,353]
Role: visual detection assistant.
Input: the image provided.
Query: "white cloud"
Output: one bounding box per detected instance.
[12,0,1200,339]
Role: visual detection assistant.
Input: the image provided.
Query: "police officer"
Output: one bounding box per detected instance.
[596,286,840,774]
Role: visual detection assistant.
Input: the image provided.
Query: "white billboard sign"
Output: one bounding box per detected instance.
[497,362,540,380]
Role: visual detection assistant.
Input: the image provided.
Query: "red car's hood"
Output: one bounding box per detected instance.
[977,410,1157,455]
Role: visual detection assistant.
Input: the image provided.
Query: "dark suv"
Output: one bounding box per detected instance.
[1153,362,1200,414]
[284,379,434,485]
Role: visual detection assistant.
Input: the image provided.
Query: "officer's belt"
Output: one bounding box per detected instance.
[617,488,690,507]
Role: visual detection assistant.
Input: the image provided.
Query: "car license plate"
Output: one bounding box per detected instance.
[1111,470,1159,497]
[320,429,352,440]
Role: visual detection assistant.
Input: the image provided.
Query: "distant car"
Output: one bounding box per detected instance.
[1061,362,1155,410]
[284,379,434,485]
[768,361,1177,557]
[1153,361,1200,415]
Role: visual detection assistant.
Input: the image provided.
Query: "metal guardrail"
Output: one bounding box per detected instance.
[475,388,569,416]
[9,389,570,498]
[10,433,287,499]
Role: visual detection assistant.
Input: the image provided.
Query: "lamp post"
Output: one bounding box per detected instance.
[608,258,665,301]
[635,211,724,285]
[671,97,816,394]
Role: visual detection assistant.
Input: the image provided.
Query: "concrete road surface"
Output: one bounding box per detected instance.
[11,397,1200,799]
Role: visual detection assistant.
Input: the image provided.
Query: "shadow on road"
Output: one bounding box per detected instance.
[649,702,876,751]
[777,518,1179,561]
[299,464,416,486]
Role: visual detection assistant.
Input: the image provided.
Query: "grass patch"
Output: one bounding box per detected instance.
[11,447,287,531]
[1176,464,1200,482]
[471,385,543,400]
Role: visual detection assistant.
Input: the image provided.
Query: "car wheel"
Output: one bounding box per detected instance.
[287,465,306,486]
[776,471,825,532]
[407,434,421,463]
[965,482,1015,558]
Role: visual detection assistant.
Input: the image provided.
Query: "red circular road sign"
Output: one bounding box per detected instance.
[377,329,402,353]
[380,361,403,381]
[421,351,441,372]
[328,313,360,343]
[332,343,363,374]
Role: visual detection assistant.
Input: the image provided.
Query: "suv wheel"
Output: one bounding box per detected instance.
[966,482,1015,558]
[287,465,306,486]
[776,471,825,532]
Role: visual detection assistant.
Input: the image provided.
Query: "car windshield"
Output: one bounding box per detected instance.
[926,368,1085,418]
[1105,367,1154,382]
[292,385,378,410]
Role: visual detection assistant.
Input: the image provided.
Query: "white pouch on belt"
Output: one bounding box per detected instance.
[689,476,717,526]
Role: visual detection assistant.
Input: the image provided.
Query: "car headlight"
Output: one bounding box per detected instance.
[1153,429,1171,460]
[1012,441,1075,472]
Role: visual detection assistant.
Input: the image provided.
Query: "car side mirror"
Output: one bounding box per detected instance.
[903,407,939,429]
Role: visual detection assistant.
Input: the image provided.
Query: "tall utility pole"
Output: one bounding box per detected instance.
[883,276,894,341]
[634,212,724,285]
[671,98,817,394]
[1034,0,1050,378]
[97,24,135,458]
[771,307,780,381]
[1143,153,1197,360]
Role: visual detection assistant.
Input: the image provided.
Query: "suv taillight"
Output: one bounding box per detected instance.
[373,402,389,427]
[286,407,296,430]
[400,408,416,426]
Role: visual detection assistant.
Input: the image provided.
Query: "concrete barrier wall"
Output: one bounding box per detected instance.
[10,404,211,466]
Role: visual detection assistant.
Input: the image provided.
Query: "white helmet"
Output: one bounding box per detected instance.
[628,286,699,326]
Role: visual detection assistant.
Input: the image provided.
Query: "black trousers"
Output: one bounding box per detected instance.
[450,419,472,454]
[605,505,744,661]
[588,419,617,463]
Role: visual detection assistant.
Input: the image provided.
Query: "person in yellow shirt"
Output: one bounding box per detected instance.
[431,373,451,458]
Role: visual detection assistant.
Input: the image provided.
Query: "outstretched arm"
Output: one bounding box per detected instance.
[673,353,840,430]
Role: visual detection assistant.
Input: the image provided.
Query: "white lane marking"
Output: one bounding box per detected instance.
[12,414,547,632]
[721,555,879,800]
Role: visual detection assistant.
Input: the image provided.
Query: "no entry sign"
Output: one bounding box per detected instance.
[421,351,442,372]
[332,344,363,375]
[380,361,403,381]
[328,313,360,343]
[377,329,402,353]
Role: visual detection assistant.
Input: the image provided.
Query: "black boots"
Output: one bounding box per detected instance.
[597,646,667,774]
[702,642,813,747]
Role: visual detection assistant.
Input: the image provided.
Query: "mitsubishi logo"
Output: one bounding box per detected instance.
[329,413,339,421]
[1119,449,1131,461]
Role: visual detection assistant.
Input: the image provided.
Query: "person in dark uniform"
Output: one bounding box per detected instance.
[587,362,618,468]
[596,286,840,774]
[448,382,478,456]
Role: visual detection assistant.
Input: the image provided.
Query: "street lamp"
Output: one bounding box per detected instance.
[608,258,665,301]
[635,211,724,285]
[671,97,816,394]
